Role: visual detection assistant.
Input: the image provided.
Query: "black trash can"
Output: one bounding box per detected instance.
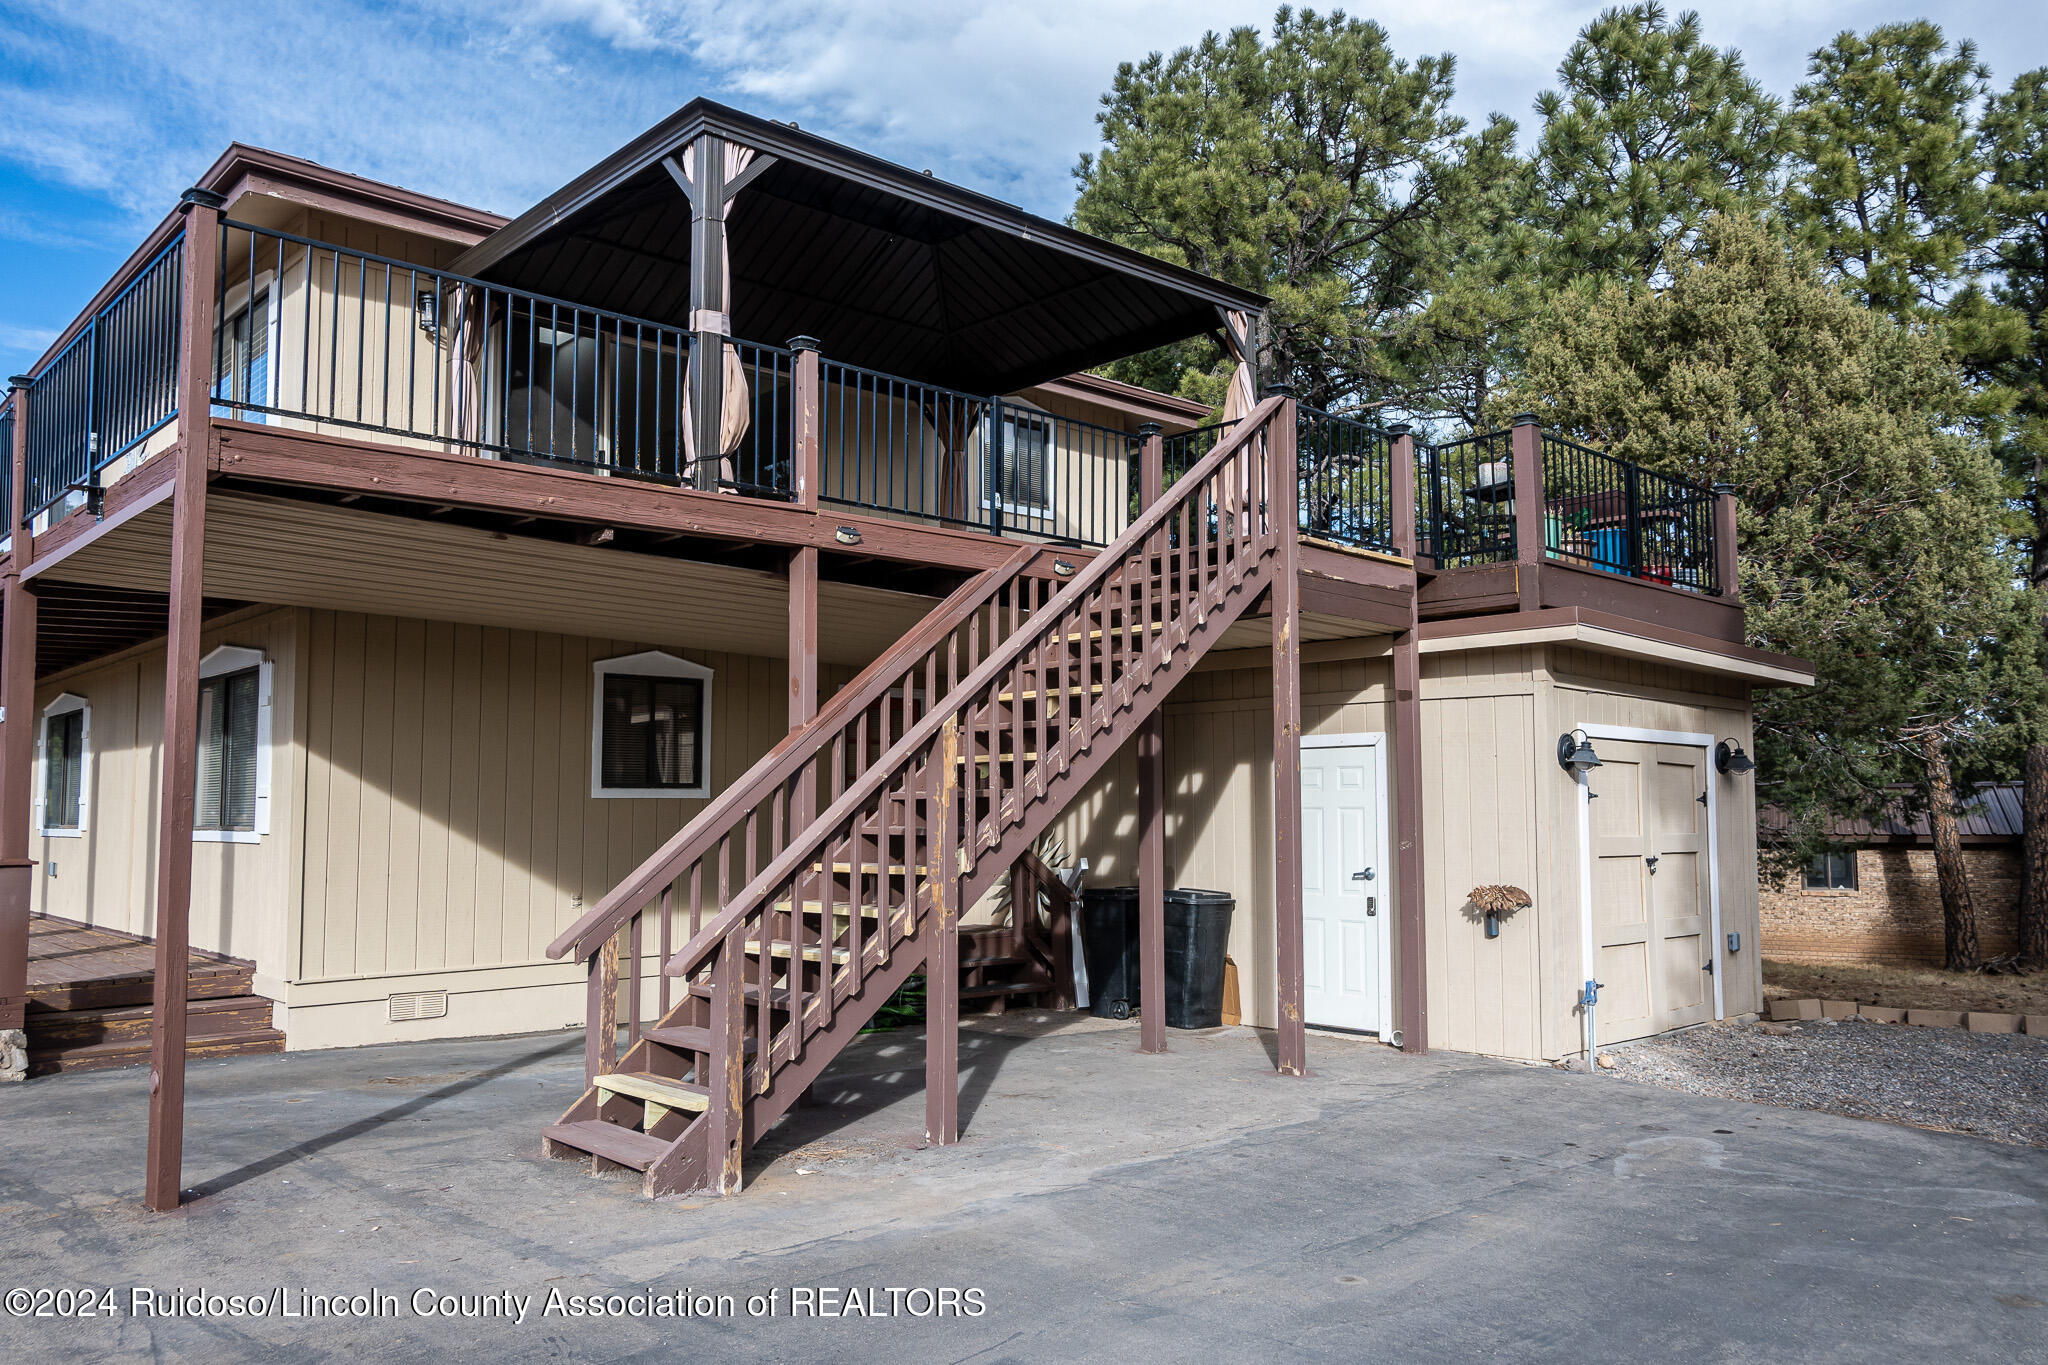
[1163,889,1235,1029]
[1079,886,1140,1019]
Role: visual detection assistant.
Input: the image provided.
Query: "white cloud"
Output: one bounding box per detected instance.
[3,0,2044,238]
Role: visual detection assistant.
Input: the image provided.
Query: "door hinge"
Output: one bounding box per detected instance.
[1696,791,1707,806]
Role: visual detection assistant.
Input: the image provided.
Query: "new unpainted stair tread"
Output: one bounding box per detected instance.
[594,1071,711,1112]
[544,1119,674,1170]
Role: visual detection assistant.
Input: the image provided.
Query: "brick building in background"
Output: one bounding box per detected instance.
[1760,784,2023,968]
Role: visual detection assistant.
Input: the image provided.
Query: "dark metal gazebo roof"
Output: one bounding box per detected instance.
[454,100,1267,396]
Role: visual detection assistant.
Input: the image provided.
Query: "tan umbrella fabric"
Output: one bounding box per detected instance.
[1217,308,1260,526]
[447,283,487,454]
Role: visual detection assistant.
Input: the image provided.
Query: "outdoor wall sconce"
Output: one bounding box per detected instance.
[1715,739,1755,775]
[834,526,862,546]
[1557,729,1603,775]
[1052,558,1076,577]
[415,289,440,340]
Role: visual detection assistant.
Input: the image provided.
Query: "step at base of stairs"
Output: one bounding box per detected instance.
[543,1120,672,1172]
[28,1026,285,1077]
[642,1024,756,1054]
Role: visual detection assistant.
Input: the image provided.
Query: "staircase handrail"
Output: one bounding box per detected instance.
[660,395,1287,981]
[547,542,1042,962]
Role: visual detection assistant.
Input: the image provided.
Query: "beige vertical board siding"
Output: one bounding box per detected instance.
[293,614,824,987]
[30,608,299,983]
[1413,648,1545,1060]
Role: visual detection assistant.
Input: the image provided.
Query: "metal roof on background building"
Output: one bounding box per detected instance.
[1772,783,2026,846]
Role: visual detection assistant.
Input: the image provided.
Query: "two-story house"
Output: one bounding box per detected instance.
[0,100,1812,1207]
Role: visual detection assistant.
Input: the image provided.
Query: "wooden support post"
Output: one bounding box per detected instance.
[926,717,961,1146]
[789,337,822,512]
[1137,711,1167,1053]
[144,189,221,1212]
[706,928,746,1194]
[1510,415,1544,611]
[1711,482,1739,598]
[0,375,36,1075]
[1388,426,1418,563]
[788,547,819,732]
[596,930,620,1073]
[1392,626,1428,1054]
[1271,397,1307,1077]
[1138,422,1164,510]
[687,134,730,492]
[1388,423,1428,1053]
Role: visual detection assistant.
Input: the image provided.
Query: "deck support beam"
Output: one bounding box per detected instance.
[1137,712,1167,1053]
[1389,426,1428,1054]
[0,374,35,1079]
[1270,394,1307,1076]
[144,191,219,1212]
[926,718,962,1145]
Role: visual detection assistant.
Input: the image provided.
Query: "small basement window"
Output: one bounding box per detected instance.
[37,693,90,838]
[195,646,272,841]
[1803,851,1857,891]
[592,651,713,799]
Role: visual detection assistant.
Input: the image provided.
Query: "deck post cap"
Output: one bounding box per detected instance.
[1511,412,1540,427]
[179,187,227,210]
[1137,422,1161,437]
[1386,422,1412,437]
[6,375,30,390]
[785,335,822,353]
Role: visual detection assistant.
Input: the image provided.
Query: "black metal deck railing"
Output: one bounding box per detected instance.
[0,399,13,532]
[1539,433,1720,593]
[1420,429,1517,568]
[818,360,1136,547]
[18,233,185,521]
[1297,406,1396,553]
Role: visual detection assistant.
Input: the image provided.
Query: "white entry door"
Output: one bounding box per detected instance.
[1302,738,1388,1034]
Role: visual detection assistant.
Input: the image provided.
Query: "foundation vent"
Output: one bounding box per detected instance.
[387,990,449,1023]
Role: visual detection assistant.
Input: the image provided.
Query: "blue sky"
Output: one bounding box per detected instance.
[3,0,2046,374]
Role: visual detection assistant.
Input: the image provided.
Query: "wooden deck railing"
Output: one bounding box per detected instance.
[651,397,1285,1184]
[545,541,1046,1079]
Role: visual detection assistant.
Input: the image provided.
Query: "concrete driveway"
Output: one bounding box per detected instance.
[1,1013,2042,1363]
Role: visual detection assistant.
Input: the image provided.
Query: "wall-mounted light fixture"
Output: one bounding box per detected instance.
[834,526,862,546]
[1052,558,1076,577]
[1556,729,1603,776]
[1715,739,1755,775]
[415,289,440,340]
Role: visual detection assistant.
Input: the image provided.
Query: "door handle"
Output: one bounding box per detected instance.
[1645,855,1659,873]
[1352,868,1374,881]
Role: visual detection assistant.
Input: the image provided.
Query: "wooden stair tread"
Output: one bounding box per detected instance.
[543,1120,674,1170]
[770,899,882,920]
[642,1024,756,1054]
[811,862,929,876]
[594,1071,711,1112]
[958,983,1043,1000]
[28,1029,285,1076]
[958,954,1030,969]
[744,938,852,964]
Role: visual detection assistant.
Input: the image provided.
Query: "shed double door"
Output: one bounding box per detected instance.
[1588,740,1712,1043]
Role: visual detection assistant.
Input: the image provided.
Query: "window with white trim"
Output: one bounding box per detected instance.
[37,693,90,838]
[195,645,273,841]
[592,651,713,798]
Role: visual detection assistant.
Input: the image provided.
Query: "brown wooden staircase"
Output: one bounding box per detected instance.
[540,397,1293,1197]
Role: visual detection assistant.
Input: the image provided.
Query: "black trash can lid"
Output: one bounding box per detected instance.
[1083,885,1140,903]
[1165,888,1234,906]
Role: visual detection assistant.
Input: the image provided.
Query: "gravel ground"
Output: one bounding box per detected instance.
[1607,1017,2048,1147]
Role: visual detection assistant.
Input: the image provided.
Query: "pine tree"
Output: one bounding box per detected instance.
[1529,4,1786,287]
[1981,69,2048,966]
[1784,23,1993,318]
[1070,6,1527,422]
[1505,216,2040,938]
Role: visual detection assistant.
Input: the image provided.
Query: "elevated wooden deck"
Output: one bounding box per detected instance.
[25,916,283,1075]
